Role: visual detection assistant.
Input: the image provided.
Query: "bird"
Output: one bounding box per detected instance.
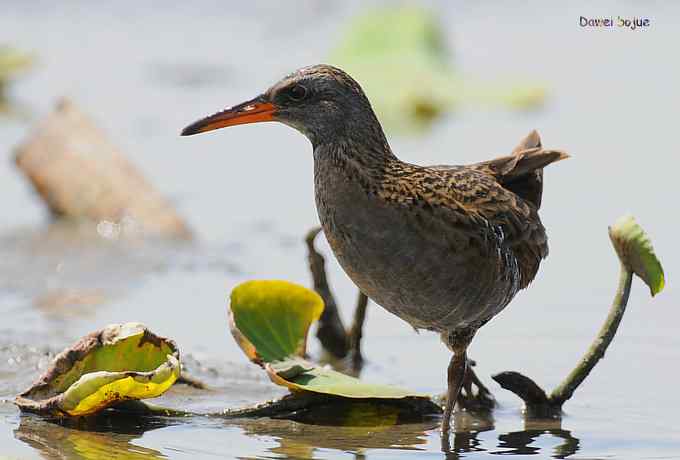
[181,64,568,432]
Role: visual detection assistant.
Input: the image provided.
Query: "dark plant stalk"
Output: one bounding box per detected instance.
[348,291,368,368]
[305,226,372,372]
[305,227,349,358]
[494,227,644,417]
[549,264,633,405]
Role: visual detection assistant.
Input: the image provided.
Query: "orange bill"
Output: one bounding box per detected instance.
[181,96,276,136]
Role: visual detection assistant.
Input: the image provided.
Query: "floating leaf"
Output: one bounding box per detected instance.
[265,360,420,399]
[15,323,180,416]
[609,214,665,296]
[229,280,430,402]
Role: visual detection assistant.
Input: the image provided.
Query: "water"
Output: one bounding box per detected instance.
[1,1,679,458]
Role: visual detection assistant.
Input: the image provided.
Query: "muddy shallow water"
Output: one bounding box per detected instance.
[1,1,679,458]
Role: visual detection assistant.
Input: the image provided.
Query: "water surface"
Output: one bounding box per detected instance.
[1,1,678,458]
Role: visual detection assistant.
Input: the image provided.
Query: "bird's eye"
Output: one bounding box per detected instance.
[288,84,308,101]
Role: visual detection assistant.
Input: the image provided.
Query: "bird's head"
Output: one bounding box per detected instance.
[181,64,382,147]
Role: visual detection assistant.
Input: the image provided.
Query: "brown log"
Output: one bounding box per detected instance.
[14,98,191,239]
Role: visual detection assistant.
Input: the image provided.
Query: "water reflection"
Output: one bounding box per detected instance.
[497,428,579,458]
[442,410,495,457]
[13,409,582,459]
[239,410,581,459]
[444,416,580,459]
[14,412,178,459]
[234,416,437,459]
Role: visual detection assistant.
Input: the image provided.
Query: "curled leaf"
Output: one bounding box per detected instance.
[229,280,324,363]
[229,280,430,403]
[609,214,665,296]
[15,323,180,416]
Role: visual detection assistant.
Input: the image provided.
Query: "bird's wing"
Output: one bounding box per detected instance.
[466,130,569,209]
[380,131,567,288]
[423,130,567,287]
[440,166,548,289]
[379,162,545,287]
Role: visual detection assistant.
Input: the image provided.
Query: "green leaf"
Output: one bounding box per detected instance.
[609,214,665,296]
[230,280,324,362]
[328,7,546,134]
[229,280,428,401]
[15,323,180,416]
[266,359,421,399]
[328,7,456,133]
[0,46,34,82]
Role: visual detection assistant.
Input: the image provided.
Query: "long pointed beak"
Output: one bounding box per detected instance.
[180,95,276,136]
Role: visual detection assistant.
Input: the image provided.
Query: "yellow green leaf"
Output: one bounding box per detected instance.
[15,323,180,416]
[609,214,665,296]
[229,280,428,401]
[229,280,324,362]
[265,359,421,399]
[0,45,34,82]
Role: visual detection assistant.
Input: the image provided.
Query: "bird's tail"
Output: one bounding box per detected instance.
[472,130,569,209]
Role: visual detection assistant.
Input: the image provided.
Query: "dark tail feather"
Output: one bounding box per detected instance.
[472,130,569,209]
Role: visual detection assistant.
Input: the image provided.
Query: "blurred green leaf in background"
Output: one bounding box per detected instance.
[329,7,547,134]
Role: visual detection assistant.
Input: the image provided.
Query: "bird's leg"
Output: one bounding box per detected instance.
[456,359,496,411]
[441,328,477,435]
[442,348,468,433]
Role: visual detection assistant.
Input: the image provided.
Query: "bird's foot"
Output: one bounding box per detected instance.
[457,359,496,412]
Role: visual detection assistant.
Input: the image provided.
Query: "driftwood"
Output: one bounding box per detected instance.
[15,99,191,239]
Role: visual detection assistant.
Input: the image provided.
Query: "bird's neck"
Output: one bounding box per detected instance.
[312,122,398,177]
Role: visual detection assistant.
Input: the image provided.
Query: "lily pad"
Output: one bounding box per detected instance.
[15,323,180,416]
[609,215,665,296]
[229,280,429,401]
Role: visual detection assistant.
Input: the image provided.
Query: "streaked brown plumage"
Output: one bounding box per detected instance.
[181,64,568,433]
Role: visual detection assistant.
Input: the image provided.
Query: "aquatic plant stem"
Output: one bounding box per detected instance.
[549,264,633,405]
[348,291,368,369]
[494,255,637,416]
[305,226,371,372]
[306,226,349,358]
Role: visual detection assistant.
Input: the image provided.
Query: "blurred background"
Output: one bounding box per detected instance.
[1,1,678,459]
